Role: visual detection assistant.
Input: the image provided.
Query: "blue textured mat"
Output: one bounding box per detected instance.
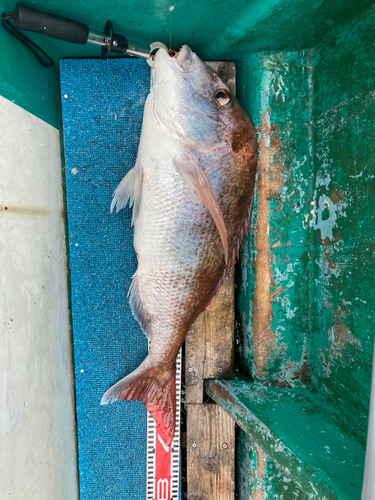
[60,58,150,500]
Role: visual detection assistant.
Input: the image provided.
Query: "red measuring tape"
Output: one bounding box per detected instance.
[147,349,181,500]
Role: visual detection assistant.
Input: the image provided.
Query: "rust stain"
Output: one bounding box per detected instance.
[293,355,311,386]
[271,286,283,298]
[263,379,291,388]
[333,307,348,318]
[333,229,341,242]
[319,234,333,246]
[282,253,290,264]
[319,230,341,246]
[319,318,358,377]
[252,112,282,378]
[330,189,345,204]
[328,258,337,271]
[252,444,266,500]
[319,349,331,378]
[269,123,283,193]
[330,318,357,359]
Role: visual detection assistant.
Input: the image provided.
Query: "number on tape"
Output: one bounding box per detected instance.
[157,478,169,500]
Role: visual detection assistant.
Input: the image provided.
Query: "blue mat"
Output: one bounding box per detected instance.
[60,58,150,500]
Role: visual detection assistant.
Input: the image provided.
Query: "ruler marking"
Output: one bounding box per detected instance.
[147,347,181,500]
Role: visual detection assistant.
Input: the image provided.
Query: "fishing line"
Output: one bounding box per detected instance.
[168,4,174,50]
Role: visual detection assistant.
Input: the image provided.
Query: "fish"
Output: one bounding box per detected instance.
[101,44,257,445]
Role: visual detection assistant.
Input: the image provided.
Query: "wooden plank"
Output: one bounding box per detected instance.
[206,378,366,500]
[187,404,235,500]
[203,273,235,380]
[185,273,235,403]
[185,311,206,404]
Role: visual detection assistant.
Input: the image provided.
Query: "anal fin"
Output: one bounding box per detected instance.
[129,273,151,339]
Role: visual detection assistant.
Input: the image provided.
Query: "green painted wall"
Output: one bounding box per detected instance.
[309,7,375,444]
[0,0,373,126]
[236,48,316,383]
[237,428,306,499]
[236,4,375,498]
[237,0,375,430]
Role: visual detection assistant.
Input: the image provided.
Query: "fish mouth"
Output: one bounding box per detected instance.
[174,45,192,62]
[172,45,193,72]
[149,44,194,73]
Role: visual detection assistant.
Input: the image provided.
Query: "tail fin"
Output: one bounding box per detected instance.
[101,358,176,446]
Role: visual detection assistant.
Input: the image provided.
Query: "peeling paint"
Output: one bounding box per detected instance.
[252,444,266,500]
[239,49,316,390]
[237,5,374,496]
[251,111,283,379]
[313,195,338,242]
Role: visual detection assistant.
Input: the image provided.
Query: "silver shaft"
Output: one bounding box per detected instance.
[87,30,109,47]
[126,45,150,59]
[87,31,150,59]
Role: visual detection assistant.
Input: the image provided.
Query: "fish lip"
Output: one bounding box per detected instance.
[174,45,194,73]
[156,45,194,74]
[175,44,192,63]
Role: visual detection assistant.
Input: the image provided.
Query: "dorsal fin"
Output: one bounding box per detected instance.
[173,154,228,263]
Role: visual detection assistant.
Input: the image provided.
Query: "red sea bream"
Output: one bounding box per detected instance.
[101,45,257,445]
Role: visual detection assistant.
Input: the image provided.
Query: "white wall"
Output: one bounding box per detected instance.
[0,96,78,500]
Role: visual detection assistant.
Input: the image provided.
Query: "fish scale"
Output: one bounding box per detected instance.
[101,44,257,446]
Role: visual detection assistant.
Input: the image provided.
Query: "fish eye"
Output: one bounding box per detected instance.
[215,88,231,106]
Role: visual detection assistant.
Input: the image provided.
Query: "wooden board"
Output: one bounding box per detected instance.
[185,272,235,404]
[187,405,235,500]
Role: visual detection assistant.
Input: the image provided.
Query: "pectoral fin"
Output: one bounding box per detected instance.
[110,165,143,225]
[173,155,228,263]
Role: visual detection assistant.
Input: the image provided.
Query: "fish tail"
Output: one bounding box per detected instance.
[101,358,176,446]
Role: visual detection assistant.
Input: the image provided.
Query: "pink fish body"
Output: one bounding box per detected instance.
[101,45,257,445]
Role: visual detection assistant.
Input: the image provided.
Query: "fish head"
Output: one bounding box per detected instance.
[148,45,253,154]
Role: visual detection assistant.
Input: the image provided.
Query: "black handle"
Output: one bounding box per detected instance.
[14,4,88,44]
